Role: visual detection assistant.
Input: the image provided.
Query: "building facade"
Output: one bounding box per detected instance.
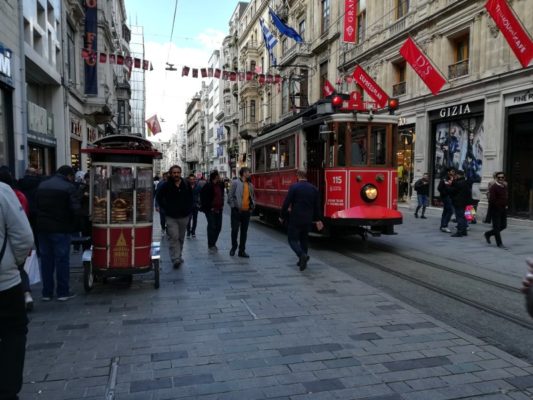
[129,25,145,137]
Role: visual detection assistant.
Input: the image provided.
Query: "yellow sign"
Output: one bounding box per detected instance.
[112,231,129,266]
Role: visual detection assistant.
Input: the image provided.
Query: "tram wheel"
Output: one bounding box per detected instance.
[153,259,160,289]
[83,261,94,292]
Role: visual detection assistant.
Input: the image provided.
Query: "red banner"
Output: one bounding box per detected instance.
[352,65,389,108]
[323,79,336,97]
[399,37,446,95]
[343,0,358,43]
[485,0,533,68]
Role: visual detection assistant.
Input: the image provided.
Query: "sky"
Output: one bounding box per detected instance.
[126,0,239,141]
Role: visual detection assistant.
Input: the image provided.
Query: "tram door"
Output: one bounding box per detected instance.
[305,129,325,199]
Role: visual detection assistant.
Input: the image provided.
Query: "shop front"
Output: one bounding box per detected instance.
[396,115,415,202]
[70,115,82,170]
[0,45,14,168]
[430,100,485,205]
[505,90,533,220]
[27,101,56,175]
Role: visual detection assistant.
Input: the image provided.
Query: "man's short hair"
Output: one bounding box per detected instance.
[239,167,250,177]
[168,165,182,173]
[209,170,219,182]
[56,165,75,177]
[296,169,307,179]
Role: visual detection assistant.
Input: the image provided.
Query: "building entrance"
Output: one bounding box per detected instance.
[507,108,533,219]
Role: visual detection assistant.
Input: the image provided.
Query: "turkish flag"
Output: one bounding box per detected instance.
[343,0,358,43]
[323,79,336,97]
[208,68,213,77]
[246,71,253,81]
[214,68,221,78]
[258,74,265,84]
[352,65,389,108]
[116,55,124,65]
[108,54,116,64]
[145,114,162,135]
[99,52,107,63]
[142,60,150,70]
[181,66,190,76]
[229,72,237,81]
[201,68,207,78]
[399,37,446,95]
[485,0,533,68]
[134,58,141,68]
[274,74,282,84]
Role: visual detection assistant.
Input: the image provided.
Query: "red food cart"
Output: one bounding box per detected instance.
[81,135,161,291]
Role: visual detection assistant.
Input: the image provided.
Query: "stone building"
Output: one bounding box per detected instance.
[185,92,205,174]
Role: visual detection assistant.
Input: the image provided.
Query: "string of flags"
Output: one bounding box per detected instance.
[181,66,283,85]
[81,49,154,70]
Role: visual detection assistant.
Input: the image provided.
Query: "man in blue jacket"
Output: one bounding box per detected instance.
[156,166,192,268]
[279,170,323,271]
[36,165,80,301]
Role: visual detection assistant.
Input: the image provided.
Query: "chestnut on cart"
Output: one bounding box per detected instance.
[81,135,162,291]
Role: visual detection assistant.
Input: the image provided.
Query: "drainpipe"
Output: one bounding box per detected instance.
[18,0,28,177]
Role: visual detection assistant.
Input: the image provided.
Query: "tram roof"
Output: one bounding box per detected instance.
[82,134,162,158]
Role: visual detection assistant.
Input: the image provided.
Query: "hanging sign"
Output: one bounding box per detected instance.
[84,0,98,95]
[343,0,358,43]
[485,0,533,68]
[352,65,389,108]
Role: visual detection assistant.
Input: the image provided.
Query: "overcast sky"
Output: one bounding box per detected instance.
[126,0,237,141]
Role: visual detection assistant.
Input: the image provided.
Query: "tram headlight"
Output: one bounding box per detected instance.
[361,184,378,203]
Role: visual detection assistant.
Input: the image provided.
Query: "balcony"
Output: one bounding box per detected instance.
[240,79,259,95]
[448,59,469,80]
[389,17,407,36]
[392,81,406,97]
[279,42,312,67]
[239,121,259,139]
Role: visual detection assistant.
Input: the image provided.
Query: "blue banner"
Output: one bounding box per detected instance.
[84,0,98,95]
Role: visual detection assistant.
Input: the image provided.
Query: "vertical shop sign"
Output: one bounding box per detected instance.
[343,0,358,43]
[485,0,533,68]
[84,0,98,95]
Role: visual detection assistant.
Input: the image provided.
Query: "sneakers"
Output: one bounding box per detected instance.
[229,247,237,256]
[57,293,76,301]
[484,232,491,244]
[440,227,451,233]
[420,215,427,219]
[238,252,250,258]
[208,246,218,253]
[299,254,308,271]
[191,234,196,238]
[25,292,34,311]
[414,213,419,218]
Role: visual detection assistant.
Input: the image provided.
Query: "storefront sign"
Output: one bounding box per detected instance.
[485,0,533,68]
[438,103,471,118]
[0,45,12,80]
[505,89,533,106]
[71,117,82,138]
[430,101,484,120]
[343,0,358,43]
[84,0,98,95]
[28,101,54,135]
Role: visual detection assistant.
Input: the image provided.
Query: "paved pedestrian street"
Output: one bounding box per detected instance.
[22,214,533,400]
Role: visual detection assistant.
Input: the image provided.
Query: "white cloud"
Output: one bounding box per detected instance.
[144,30,225,142]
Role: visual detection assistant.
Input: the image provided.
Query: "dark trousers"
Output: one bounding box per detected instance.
[18,266,31,294]
[440,196,454,228]
[38,233,71,298]
[485,207,507,246]
[287,224,310,258]
[0,284,28,400]
[454,206,467,234]
[187,208,198,235]
[231,209,250,252]
[205,211,223,247]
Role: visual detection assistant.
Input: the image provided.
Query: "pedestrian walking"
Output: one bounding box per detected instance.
[155,166,192,268]
[186,173,201,238]
[154,172,168,234]
[35,166,80,301]
[0,181,34,400]
[414,173,430,218]
[484,171,508,249]
[448,170,471,237]
[200,170,225,252]
[483,172,499,224]
[279,170,323,271]
[228,167,255,258]
[438,168,455,232]
[0,166,34,311]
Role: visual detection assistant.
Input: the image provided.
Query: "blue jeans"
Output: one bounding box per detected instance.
[287,224,310,258]
[440,196,454,228]
[187,207,198,235]
[38,233,72,298]
[205,211,223,248]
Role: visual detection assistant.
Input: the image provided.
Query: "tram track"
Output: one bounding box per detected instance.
[341,249,533,331]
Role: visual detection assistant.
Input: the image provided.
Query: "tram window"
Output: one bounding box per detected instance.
[279,136,295,168]
[351,125,368,165]
[255,147,266,171]
[337,124,346,167]
[268,144,279,170]
[328,132,335,167]
[370,126,387,165]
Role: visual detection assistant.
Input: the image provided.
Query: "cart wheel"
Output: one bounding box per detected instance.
[83,261,94,292]
[153,259,160,289]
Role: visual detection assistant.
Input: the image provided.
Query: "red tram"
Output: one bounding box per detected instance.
[251,101,403,238]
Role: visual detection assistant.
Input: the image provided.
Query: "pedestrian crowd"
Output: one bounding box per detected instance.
[414,168,509,248]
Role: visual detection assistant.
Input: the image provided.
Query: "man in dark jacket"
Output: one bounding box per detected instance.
[17,167,42,234]
[438,167,455,233]
[484,172,508,249]
[200,170,225,252]
[414,173,430,219]
[448,170,471,237]
[279,170,323,271]
[156,166,192,268]
[36,165,80,301]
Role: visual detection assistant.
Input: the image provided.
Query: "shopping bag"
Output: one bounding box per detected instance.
[464,205,476,222]
[23,250,41,285]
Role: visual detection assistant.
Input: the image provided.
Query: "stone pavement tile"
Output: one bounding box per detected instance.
[288,361,328,372]
[129,377,172,393]
[291,392,337,400]
[441,372,482,385]
[473,368,516,381]
[331,383,395,399]
[508,392,533,400]
[233,376,279,390]
[172,373,215,387]
[261,383,307,398]
[382,356,452,371]
[377,366,452,383]
[302,378,345,393]
[404,377,447,391]
[472,379,518,393]
[504,367,532,377]
[504,374,533,390]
